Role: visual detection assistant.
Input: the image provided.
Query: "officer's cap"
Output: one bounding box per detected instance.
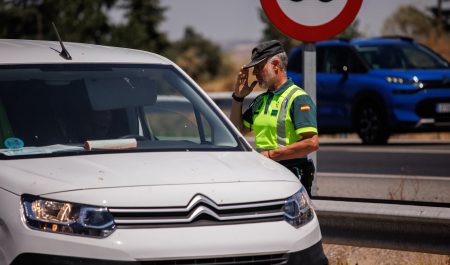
[243,40,285,69]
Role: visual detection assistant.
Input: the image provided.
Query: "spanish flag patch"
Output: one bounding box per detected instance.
[300,105,311,111]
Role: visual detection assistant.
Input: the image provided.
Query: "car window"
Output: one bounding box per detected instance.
[403,44,449,69]
[319,46,366,74]
[316,47,326,73]
[355,44,449,69]
[287,49,303,73]
[0,64,240,158]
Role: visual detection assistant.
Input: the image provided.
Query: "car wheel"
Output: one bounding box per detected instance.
[356,103,390,145]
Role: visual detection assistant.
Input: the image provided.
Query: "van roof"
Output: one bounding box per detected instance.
[0,39,172,65]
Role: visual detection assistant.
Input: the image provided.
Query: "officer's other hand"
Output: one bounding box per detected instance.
[260,150,272,160]
[234,67,257,98]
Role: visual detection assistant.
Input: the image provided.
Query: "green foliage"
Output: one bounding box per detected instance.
[167,27,229,83]
[0,0,116,44]
[109,0,170,53]
[0,0,169,52]
[0,0,227,82]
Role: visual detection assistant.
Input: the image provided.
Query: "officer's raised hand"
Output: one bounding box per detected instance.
[234,67,257,98]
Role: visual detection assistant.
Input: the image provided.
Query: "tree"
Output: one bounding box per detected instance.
[381,3,450,61]
[109,0,170,53]
[168,27,227,83]
[382,5,435,40]
[0,0,116,44]
[0,0,170,52]
[0,0,227,83]
[428,0,450,36]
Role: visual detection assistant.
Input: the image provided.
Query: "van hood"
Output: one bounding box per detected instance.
[0,151,297,195]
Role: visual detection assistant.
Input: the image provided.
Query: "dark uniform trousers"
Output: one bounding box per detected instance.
[279,158,315,197]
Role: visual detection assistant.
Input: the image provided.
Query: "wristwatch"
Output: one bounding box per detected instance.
[232,92,244,102]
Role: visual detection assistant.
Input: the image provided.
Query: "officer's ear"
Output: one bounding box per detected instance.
[271,58,280,71]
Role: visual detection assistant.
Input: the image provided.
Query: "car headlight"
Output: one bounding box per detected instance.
[21,195,115,238]
[386,76,407,84]
[386,76,424,88]
[283,187,314,228]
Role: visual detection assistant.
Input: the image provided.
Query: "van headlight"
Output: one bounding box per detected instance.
[21,195,115,238]
[283,188,314,228]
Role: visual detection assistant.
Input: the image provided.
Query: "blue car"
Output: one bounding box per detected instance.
[287,37,450,144]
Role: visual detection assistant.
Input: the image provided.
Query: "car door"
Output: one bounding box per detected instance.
[317,45,367,130]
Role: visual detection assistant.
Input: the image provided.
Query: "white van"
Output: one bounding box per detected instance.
[0,39,328,265]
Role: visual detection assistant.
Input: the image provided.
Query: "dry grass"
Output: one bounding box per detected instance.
[324,244,450,265]
[390,132,450,140]
[423,34,450,61]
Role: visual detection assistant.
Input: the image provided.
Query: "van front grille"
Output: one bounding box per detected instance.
[109,194,286,228]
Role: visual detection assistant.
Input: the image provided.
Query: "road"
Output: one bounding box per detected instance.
[313,138,450,203]
[317,139,450,177]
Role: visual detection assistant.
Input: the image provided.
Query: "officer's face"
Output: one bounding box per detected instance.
[253,59,277,90]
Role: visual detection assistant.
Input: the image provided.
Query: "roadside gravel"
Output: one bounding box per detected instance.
[323,244,450,265]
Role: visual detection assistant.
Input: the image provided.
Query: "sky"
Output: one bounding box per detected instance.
[158,0,435,44]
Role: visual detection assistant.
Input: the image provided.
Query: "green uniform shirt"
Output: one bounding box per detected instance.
[243,79,317,150]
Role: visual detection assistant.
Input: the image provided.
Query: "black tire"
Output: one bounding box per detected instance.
[355,102,390,145]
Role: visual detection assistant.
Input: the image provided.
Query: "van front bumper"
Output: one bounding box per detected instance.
[11,240,328,265]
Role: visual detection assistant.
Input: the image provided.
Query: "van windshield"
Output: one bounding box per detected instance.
[0,64,242,158]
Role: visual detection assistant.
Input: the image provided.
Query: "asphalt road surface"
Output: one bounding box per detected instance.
[314,138,450,202]
[317,139,450,177]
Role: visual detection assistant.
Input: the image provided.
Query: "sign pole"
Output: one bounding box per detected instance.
[303,43,316,102]
[302,42,317,196]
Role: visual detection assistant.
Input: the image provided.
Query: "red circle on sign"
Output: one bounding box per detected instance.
[261,0,363,42]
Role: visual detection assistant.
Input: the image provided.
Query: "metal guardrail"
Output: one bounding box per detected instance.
[313,199,450,255]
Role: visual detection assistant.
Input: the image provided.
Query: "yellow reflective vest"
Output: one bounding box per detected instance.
[243,81,317,150]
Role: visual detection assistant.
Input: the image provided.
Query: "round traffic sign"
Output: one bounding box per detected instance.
[261,0,363,42]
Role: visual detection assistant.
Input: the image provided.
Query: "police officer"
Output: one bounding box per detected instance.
[230,40,318,196]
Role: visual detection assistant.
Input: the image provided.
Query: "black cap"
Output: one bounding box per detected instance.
[243,40,285,69]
